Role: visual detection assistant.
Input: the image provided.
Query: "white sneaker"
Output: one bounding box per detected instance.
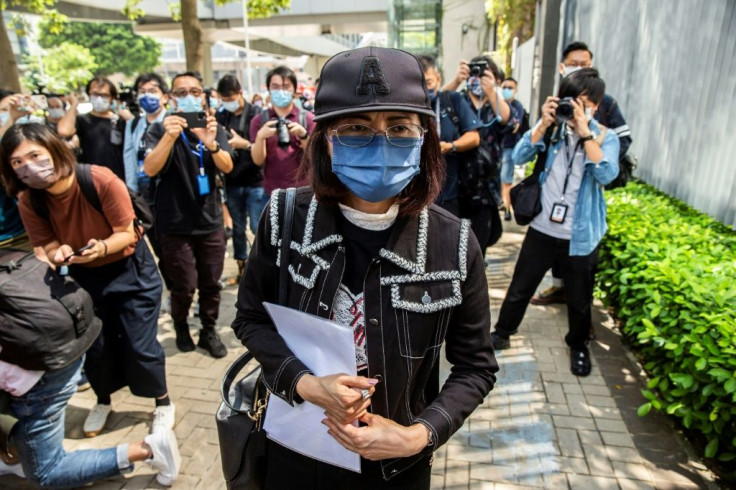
[145,428,181,486]
[151,403,176,433]
[83,404,111,437]
[0,458,24,477]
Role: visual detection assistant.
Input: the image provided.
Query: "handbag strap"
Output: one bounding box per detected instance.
[279,187,296,305]
[532,126,555,177]
[220,350,255,412]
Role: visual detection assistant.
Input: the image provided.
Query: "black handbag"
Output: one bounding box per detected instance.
[510,127,554,225]
[216,187,297,489]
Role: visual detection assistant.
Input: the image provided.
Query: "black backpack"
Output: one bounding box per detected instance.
[0,249,102,371]
[441,92,501,202]
[30,164,153,237]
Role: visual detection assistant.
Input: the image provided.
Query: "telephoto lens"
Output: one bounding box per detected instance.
[276,117,290,147]
[555,97,575,124]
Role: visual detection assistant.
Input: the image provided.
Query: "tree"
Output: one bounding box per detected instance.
[0,0,67,92]
[38,21,161,77]
[22,41,98,92]
[127,0,290,76]
[487,0,536,76]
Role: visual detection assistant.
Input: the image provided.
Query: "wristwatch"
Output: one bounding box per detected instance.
[450,142,457,153]
[207,142,221,154]
[580,134,595,143]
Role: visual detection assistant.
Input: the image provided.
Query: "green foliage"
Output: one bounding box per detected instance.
[596,181,736,464]
[486,0,536,75]
[2,0,67,33]
[38,20,160,77]
[22,41,98,92]
[125,0,289,20]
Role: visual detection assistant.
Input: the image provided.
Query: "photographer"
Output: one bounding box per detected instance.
[249,66,315,199]
[490,69,619,377]
[57,77,127,181]
[144,71,233,359]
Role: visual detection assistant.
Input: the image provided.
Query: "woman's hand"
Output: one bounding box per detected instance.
[323,414,429,461]
[569,98,592,138]
[539,96,559,131]
[296,373,378,424]
[52,239,104,265]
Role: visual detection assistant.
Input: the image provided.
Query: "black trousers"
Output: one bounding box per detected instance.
[494,227,599,349]
[264,439,431,490]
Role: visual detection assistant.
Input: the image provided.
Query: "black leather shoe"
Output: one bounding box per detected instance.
[491,332,511,351]
[198,329,227,358]
[174,322,195,352]
[570,346,592,376]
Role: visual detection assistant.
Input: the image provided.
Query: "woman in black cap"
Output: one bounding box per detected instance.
[232,46,498,488]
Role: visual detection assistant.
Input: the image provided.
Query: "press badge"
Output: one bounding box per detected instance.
[110,128,123,145]
[550,202,569,223]
[197,168,210,195]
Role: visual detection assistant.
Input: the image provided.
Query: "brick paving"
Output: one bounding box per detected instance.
[0,223,718,489]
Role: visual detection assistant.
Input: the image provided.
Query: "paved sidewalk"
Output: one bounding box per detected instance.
[0,223,717,489]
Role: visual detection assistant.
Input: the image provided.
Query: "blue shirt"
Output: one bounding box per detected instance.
[512,119,620,255]
[123,111,167,192]
[434,91,481,202]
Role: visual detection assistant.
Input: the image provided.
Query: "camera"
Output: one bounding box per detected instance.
[468,61,489,77]
[555,97,575,124]
[276,117,290,147]
[118,83,139,114]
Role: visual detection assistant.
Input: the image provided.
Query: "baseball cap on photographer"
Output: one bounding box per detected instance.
[313,46,435,122]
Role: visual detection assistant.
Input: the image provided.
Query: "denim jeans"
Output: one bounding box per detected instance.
[226,185,266,260]
[10,358,125,488]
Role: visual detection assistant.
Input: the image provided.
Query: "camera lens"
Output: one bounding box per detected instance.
[555,97,574,124]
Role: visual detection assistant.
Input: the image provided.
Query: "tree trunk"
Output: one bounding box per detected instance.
[0,9,22,92]
[180,0,204,76]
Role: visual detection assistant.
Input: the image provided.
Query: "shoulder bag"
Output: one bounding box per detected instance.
[216,187,296,489]
[510,127,554,225]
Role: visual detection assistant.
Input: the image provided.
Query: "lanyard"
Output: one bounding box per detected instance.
[476,91,501,128]
[559,134,584,201]
[180,132,205,171]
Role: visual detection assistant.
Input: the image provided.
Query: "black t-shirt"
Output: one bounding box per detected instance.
[336,211,394,295]
[76,114,126,181]
[215,105,263,188]
[145,124,232,235]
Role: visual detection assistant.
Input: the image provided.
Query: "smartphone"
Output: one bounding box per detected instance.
[30,94,48,110]
[64,243,95,262]
[181,111,207,129]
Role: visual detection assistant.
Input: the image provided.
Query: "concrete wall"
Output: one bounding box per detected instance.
[440,0,491,80]
[560,0,736,228]
[512,36,535,111]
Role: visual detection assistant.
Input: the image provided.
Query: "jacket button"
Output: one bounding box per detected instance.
[280,390,286,396]
[369,318,378,326]
[374,374,383,382]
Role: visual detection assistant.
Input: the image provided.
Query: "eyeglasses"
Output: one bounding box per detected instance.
[172,88,203,98]
[138,87,162,95]
[331,123,426,148]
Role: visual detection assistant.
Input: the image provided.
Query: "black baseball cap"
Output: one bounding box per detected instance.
[313,46,435,122]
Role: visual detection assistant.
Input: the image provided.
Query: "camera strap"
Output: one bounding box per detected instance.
[559,135,584,201]
[180,133,205,172]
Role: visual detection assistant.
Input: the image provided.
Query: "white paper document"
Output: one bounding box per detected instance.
[262,302,361,472]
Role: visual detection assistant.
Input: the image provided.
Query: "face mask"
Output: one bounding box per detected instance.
[253,100,263,108]
[270,90,293,108]
[0,112,9,126]
[14,158,57,189]
[137,94,161,114]
[562,65,583,77]
[585,107,593,121]
[175,95,203,113]
[501,88,514,101]
[428,89,437,103]
[48,108,65,119]
[221,99,241,113]
[90,96,111,113]
[209,97,220,109]
[331,135,422,202]
[468,77,483,96]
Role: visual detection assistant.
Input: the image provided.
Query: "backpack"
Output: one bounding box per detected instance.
[440,92,501,202]
[30,164,153,238]
[0,249,102,371]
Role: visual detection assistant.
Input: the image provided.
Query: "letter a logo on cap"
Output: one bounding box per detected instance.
[355,56,390,96]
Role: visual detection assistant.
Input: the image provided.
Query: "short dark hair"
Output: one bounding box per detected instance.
[558,68,605,105]
[470,55,504,83]
[266,66,297,90]
[0,89,13,102]
[503,77,517,85]
[217,75,242,97]
[303,115,444,217]
[171,71,203,88]
[562,41,593,62]
[134,72,169,94]
[85,76,118,99]
[0,124,76,197]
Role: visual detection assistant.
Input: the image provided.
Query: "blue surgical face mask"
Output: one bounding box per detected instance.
[175,95,203,113]
[221,99,241,113]
[331,135,422,203]
[468,76,483,96]
[428,89,437,103]
[502,88,514,101]
[137,93,161,114]
[209,97,220,109]
[270,90,293,108]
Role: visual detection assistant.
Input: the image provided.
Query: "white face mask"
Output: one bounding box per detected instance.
[585,107,593,121]
[562,65,583,77]
[48,108,65,119]
[0,111,9,126]
[90,96,111,113]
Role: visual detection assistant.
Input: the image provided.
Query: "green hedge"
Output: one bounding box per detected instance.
[596,181,736,463]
